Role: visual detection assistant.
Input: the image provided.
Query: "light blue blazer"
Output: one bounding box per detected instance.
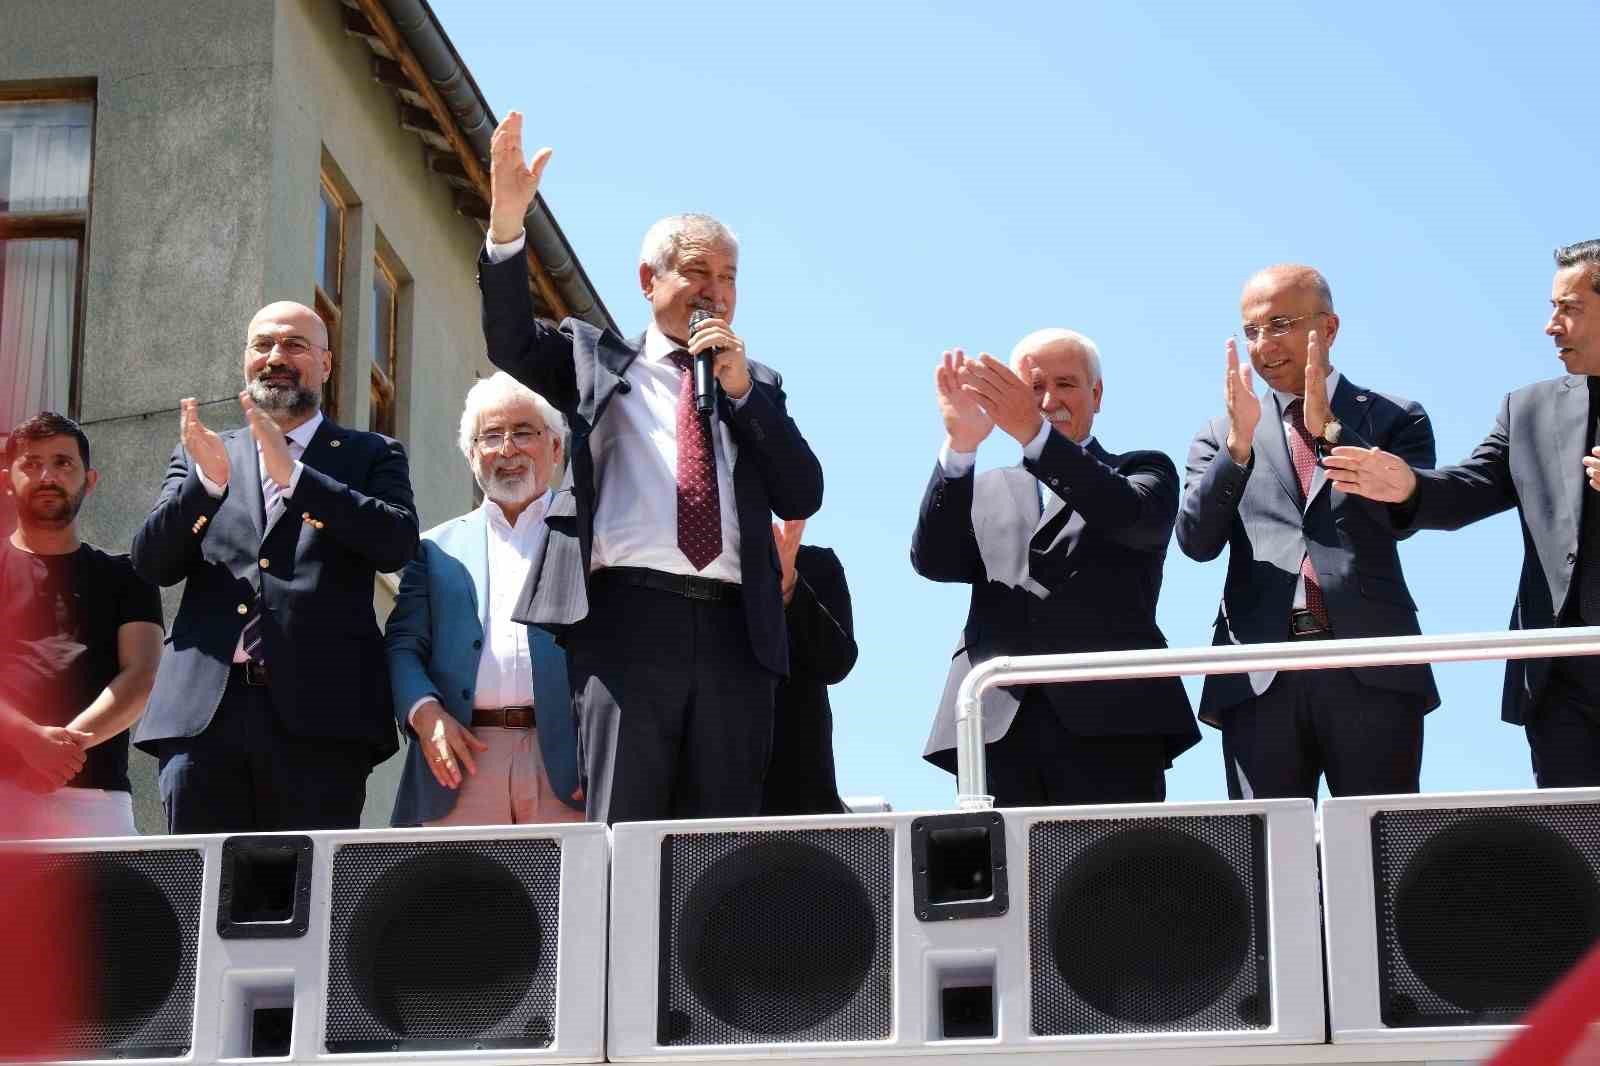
[385,505,582,826]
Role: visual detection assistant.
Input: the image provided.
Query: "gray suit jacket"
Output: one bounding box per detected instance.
[1400,375,1591,724]
[1177,374,1440,724]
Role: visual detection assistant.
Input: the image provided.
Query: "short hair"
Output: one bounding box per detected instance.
[4,411,90,467]
[1249,264,1335,311]
[638,214,739,275]
[1011,328,1103,385]
[457,372,567,461]
[1555,239,1600,296]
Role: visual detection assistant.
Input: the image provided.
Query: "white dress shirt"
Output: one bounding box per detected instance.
[938,420,1093,478]
[196,411,320,662]
[407,491,552,728]
[486,232,744,582]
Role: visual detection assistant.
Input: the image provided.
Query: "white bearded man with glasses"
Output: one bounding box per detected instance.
[385,372,585,826]
[132,301,419,833]
[1176,265,1439,803]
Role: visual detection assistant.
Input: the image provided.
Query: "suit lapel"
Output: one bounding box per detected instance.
[1256,393,1302,507]
[225,429,266,540]
[587,330,642,424]
[1551,376,1587,545]
[1305,375,1372,509]
[457,509,490,634]
[1006,465,1042,528]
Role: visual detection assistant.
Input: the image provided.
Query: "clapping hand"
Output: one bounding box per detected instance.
[239,392,294,489]
[1322,446,1419,503]
[1302,329,1332,439]
[958,354,1043,446]
[1224,338,1261,465]
[180,397,229,486]
[935,349,995,452]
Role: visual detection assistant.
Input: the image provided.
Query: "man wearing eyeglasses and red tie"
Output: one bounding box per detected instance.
[1177,265,1438,802]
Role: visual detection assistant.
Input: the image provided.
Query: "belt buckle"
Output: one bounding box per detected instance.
[1289,611,1328,638]
[681,575,721,602]
[243,660,269,686]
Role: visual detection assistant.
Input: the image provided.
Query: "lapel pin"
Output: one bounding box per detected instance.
[329,439,341,448]
[1356,394,1369,403]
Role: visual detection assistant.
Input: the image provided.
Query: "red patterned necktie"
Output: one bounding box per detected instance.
[668,351,722,570]
[1284,398,1329,627]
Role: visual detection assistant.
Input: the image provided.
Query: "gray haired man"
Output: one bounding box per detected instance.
[474,113,823,824]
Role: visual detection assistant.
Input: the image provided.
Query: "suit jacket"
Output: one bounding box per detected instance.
[1177,374,1439,724]
[384,507,582,825]
[764,545,857,815]
[914,432,1200,770]
[1401,375,1594,724]
[478,250,823,676]
[131,418,417,757]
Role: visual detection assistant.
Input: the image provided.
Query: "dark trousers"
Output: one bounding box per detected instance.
[156,668,370,833]
[984,691,1168,808]
[1220,666,1425,802]
[565,578,776,825]
[761,684,846,816]
[1527,669,1600,788]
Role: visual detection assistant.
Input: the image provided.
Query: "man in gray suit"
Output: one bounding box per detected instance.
[386,373,583,826]
[1178,265,1438,801]
[1327,240,1600,787]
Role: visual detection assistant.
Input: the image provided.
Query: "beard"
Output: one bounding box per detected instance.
[19,484,85,528]
[246,369,319,415]
[476,465,538,507]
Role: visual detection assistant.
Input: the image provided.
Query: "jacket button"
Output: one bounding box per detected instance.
[236,603,249,615]
[472,639,483,650]
[460,688,471,700]
[1568,552,1578,564]
[259,558,270,569]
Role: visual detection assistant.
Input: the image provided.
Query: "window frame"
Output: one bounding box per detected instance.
[314,173,347,420]
[369,251,400,437]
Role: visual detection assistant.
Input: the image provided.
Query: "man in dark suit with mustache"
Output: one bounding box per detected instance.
[478,113,823,824]
[1326,240,1600,786]
[914,330,1199,806]
[132,301,417,832]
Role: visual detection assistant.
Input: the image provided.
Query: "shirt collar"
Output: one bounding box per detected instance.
[1272,367,1341,412]
[644,323,688,364]
[480,487,552,534]
[284,411,324,451]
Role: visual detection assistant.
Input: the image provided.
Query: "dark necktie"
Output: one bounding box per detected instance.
[1284,398,1329,627]
[668,351,723,571]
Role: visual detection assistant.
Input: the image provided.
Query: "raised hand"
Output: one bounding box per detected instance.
[239,392,294,489]
[411,700,488,790]
[1224,338,1262,465]
[1303,328,1332,438]
[935,349,994,452]
[180,397,229,486]
[488,111,552,244]
[959,353,1044,446]
[772,518,806,604]
[1322,446,1419,503]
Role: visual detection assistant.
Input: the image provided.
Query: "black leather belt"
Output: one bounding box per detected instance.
[1289,610,1332,639]
[231,660,270,686]
[597,566,741,604]
[472,706,535,729]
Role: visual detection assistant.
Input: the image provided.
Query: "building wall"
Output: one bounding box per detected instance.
[1,0,500,831]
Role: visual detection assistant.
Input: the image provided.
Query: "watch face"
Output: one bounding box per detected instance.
[1324,421,1341,443]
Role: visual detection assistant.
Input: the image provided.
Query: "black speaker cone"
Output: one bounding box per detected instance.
[678,838,877,1035]
[1049,826,1252,1025]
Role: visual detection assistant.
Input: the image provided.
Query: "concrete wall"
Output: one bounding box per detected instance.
[2,0,499,831]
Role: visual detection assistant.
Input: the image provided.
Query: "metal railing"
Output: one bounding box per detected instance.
[953,627,1600,809]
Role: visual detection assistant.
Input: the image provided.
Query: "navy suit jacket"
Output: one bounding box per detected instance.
[478,250,823,676]
[385,507,582,825]
[1400,375,1592,724]
[131,418,417,758]
[913,432,1200,769]
[1177,374,1439,724]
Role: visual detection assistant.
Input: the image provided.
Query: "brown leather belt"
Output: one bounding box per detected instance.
[231,660,270,687]
[472,706,536,729]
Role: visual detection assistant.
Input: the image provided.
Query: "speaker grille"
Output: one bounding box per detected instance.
[8,848,202,1060]
[1373,803,1600,1027]
[325,839,562,1052]
[1029,814,1271,1035]
[657,827,893,1046]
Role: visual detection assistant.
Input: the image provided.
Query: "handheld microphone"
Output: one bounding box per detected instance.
[687,308,720,416]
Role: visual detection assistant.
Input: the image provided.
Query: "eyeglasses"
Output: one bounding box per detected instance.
[246,336,320,356]
[1240,311,1328,344]
[474,428,544,451]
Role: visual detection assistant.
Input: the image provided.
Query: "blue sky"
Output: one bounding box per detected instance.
[436,0,1598,809]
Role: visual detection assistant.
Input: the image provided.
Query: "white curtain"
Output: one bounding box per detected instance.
[0,100,91,433]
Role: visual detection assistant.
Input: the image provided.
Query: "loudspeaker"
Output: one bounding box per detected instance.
[14,823,608,1065]
[1323,787,1600,1044]
[607,800,1323,1059]
[0,839,204,1062]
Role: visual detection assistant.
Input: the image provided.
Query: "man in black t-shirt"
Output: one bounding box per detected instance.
[0,413,162,838]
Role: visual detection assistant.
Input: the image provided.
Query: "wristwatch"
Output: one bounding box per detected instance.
[1314,417,1342,457]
